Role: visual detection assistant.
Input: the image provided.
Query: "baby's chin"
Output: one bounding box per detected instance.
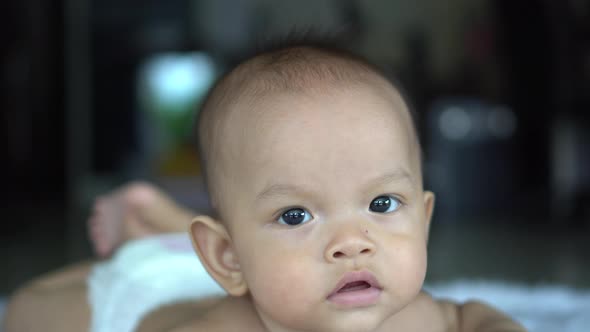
[314,313,388,332]
[325,302,405,332]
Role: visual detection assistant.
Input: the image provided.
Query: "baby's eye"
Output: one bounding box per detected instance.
[369,195,401,213]
[277,207,312,226]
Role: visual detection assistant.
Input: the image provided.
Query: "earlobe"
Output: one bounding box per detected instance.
[190,216,248,296]
[423,191,435,240]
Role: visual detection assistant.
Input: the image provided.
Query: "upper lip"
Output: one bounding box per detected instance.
[328,270,382,297]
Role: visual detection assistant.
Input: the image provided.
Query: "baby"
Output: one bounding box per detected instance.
[171,42,526,331]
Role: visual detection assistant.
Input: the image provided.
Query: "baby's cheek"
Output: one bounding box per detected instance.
[246,253,318,322]
[392,242,427,296]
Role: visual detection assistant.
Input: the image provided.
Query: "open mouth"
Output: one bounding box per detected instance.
[327,271,382,307]
[337,280,372,293]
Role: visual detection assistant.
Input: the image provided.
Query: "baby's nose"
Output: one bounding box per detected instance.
[325,236,376,262]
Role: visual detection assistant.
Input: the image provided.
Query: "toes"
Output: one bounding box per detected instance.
[89,224,102,250]
[94,242,108,258]
[93,232,111,258]
[87,217,97,239]
[87,182,160,258]
[88,216,112,257]
[93,196,107,214]
[122,181,158,208]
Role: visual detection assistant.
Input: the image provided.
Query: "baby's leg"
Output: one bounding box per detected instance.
[3,261,93,332]
[5,182,199,331]
[4,261,223,332]
[89,181,196,257]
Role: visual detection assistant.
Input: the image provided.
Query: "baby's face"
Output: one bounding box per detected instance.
[214,83,433,332]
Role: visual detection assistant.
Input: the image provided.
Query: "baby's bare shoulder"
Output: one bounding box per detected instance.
[379,292,454,332]
[167,296,263,332]
[436,298,527,332]
[166,318,220,332]
[136,297,224,332]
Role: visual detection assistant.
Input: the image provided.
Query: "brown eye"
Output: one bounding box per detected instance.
[369,195,400,213]
[278,208,312,226]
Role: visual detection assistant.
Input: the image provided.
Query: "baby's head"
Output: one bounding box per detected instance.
[191,42,435,332]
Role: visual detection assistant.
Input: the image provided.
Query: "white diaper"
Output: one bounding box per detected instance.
[87,233,226,332]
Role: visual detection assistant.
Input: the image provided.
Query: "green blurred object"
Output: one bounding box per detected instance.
[138,52,217,175]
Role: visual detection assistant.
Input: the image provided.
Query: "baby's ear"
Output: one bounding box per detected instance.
[190,216,247,296]
[422,191,435,240]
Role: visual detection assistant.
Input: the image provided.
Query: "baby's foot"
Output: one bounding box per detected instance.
[88,181,161,257]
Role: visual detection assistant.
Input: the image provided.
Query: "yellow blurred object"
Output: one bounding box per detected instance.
[157,143,202,176]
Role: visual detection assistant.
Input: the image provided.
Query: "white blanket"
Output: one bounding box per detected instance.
[426,281,590,332]
[87,233,590,332]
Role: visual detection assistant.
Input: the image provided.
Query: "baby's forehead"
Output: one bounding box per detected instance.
[213,73,419,165]
[219,82,420,173]
[200,46,413,134]
[255,85,401,120]
[214,85,423,220]
[197,47,422,210]
[227,77,414,140]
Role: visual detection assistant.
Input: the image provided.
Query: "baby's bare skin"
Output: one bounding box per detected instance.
[182,47,526,331]
[89,181,194,257]
[166,293,524,332]
[4,45,526,332]
[168,293,448,332]
[4,183,198,332]
[3,178,524,332]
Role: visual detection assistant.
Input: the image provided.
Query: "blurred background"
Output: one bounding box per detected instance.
[1,0,589,296]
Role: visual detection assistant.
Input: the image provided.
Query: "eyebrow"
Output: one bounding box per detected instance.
[256,183,307,202]
[255,168,414,202]
[367,169,414,188]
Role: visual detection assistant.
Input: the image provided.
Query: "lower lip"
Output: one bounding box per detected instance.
[327,287,381,308]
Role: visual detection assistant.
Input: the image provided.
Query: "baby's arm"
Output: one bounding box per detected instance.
[458,301,526,332]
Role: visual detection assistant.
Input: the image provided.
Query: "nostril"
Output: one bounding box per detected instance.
[332,248,371,259]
